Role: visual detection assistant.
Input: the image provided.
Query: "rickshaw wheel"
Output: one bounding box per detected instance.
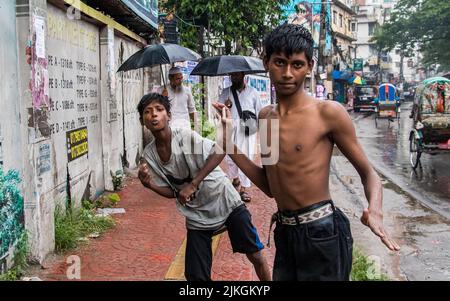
[409,134,421,169]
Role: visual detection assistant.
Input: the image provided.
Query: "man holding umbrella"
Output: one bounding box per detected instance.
[163,66,198,130]
[219,72,262,203]
[190,55,266,202]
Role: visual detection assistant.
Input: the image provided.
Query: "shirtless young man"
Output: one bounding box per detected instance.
[213,24,400,281]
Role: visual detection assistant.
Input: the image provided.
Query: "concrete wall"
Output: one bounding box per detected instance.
[1,0,152,263]
[46,4,103,206]
[0,1,23,172]
[115,36,144,170]
[0,0,25,272]
[14,0,54,265]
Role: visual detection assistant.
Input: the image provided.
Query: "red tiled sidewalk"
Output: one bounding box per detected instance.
[37,177,186,281]
[35,169,278,281]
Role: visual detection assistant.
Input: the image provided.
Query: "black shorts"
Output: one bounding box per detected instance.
[185,204,264,281]
[272,200,353,281]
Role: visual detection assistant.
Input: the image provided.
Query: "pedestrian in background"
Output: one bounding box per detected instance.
[219,72,262,203]
[162,66,198,130]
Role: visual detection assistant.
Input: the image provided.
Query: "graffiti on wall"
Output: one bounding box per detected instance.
[0,125,3,167]
[0,168,25,265]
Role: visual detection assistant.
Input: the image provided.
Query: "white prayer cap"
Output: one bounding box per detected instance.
[169,66,182,75]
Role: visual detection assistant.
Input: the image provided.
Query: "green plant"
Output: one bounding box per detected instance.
[54,207,79,252]
[108,193,121,206]
[161,0,290,55]
[190,83,216,140]
[199,113,216,140]
[191,83,205,113]
[81,199,94,211]
[351,247,389,281]
[54,206,115,253]
[0,232,29,281]
[110,170,123,191]
[0,270,18,281]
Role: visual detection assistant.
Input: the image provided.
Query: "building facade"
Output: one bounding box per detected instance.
[0,0,160,270]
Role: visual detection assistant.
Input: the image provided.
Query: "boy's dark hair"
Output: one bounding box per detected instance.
[263,23,314,63]
[137,93,171,118]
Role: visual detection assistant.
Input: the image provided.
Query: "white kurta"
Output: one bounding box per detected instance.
[167,85,196,129]
[219,85,262,188]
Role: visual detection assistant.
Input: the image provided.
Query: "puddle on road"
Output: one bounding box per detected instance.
[397,213,450,226]
[382,180,408,196]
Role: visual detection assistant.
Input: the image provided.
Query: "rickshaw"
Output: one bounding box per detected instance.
[374,83,401,128]
[409,77,450,169]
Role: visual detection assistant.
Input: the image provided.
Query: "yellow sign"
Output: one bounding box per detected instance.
[67,127,88,161]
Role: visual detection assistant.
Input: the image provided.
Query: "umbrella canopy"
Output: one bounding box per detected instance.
[190,55,266,76]
[117,43,201,72]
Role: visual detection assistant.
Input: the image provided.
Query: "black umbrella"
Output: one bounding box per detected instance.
[190,55,266,76]
[117,43,201,86]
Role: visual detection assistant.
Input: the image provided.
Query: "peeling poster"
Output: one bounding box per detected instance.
[35,17,45,59]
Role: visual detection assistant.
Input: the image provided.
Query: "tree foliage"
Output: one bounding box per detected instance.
[372,0,450,70]
[160,0,289,55]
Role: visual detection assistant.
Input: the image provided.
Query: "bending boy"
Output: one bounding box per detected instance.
[137,93,270,281]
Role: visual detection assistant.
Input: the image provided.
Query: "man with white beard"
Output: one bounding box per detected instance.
[163,66,198,130]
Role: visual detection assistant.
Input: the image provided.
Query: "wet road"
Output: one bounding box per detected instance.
[351,102,450,220]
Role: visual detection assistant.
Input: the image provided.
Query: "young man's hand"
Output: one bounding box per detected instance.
[178,182,198,205]
[138,160,155,189]
[212,102,234,152]
[361,208,401,251]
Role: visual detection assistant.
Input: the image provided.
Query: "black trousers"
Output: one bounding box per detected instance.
[184,204,264,281]
[272,200,353,281]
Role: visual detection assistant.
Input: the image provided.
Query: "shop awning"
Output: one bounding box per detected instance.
[82,0,158,40]
[332,70,353,81]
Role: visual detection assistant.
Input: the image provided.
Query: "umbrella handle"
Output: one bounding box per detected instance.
[160,64,167,89]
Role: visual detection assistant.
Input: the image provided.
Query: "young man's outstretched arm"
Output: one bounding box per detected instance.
[324,102,400,251]
[212,102,273,197]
